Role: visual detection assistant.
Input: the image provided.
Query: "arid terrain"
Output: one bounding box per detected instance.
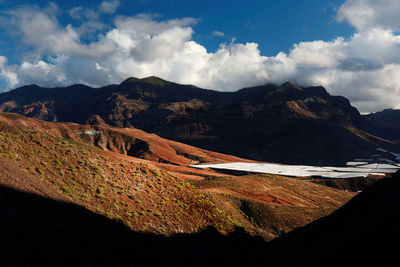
[0,79,399,266]
[3,0,400,264]
[0,112,356,240]
[2,77,399,166]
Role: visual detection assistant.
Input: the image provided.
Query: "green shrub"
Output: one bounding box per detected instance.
[61,186,70,194]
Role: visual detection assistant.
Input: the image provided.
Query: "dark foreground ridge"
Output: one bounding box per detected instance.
[0,184,268,267]
[1,175,399,266]
[267,174,400,266]
[1,77,398,165]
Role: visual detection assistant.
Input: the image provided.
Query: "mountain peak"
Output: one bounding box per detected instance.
[122,76,170,87]
[141,76,169,86]
[280,81,301,90]
[282,81,294,87]
[16,84,41,90]
[121,77,141,83]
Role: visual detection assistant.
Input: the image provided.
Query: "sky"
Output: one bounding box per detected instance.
[0,0,399,113]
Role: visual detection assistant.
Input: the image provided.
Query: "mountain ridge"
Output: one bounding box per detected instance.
[362,108,400,142]
[0,76,398,165]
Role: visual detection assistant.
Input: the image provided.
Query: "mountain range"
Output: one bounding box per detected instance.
[1,77,399,265]
[1,76,399,165]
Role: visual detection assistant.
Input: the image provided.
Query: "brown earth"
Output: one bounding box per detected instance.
[0,113,236,235]
[0,112,354,240]
[0,157,66,201]
[0,112,247,166]
[0,169,396,266]
[192,174,354,239]
[311,176,382,192]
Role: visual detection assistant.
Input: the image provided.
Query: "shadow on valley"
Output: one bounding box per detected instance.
[267,175,400,266]
[1,176,400,266]
[0,184,268,267]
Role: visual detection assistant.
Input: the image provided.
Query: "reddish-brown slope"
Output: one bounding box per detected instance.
[0,113,236,234]
[0,112,354,239]
[0,157,66,201]
[0,112,248,166]
[192,174,354,239]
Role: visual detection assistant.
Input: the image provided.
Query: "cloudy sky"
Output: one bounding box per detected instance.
[0,0,399,113]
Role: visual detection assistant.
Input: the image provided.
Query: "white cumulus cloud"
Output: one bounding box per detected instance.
[2,1,400,113]
[337,0,400,32]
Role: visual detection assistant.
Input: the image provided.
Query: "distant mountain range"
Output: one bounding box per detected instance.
[1,76,399,165]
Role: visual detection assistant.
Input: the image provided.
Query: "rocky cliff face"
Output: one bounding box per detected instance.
[0,77,396,165]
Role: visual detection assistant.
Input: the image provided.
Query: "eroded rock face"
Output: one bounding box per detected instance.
[0,77,397,165]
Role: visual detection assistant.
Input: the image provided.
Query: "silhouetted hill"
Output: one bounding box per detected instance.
[0,184,269,267]
[1,77,397,165]
[266,176,400,266]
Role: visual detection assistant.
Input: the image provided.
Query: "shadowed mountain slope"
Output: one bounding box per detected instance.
[362,109,400,142]
[0,169,398,266]
[266,176,400,266]
[0,184,269,267]
[1,77,397,165]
